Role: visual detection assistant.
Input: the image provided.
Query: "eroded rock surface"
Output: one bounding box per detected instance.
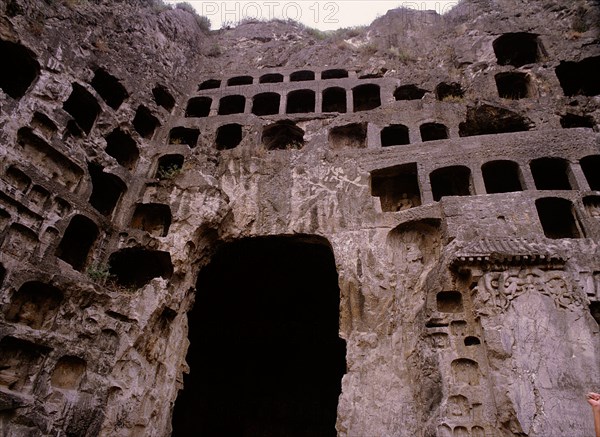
[0,0,599,435]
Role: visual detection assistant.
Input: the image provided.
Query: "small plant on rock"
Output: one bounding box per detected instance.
[157,164,182,180]
[86,263,114,286]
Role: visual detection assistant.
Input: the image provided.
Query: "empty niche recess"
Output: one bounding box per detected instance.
[63,83,101,135]
[259,73,283,84]
[420,123,448,142]
[51,356,86,390]
[252,92,280,116]
[535,197,582,239]
[394,85,427,101]
[286,89,315,114]
[530,157,571,190]
[290,70,315,82]
[436,291,463,313]
[131,203,172,237]
[5,281,63,329]
[381,124,409,147]
[88,163,126,216]
[31,112,57,138]
[198,79,221,90]
[56,215,99,271]
[352,84,381,111]
[109,247,173,288]
[581,155,600,191]
[482,160,523,193]
[555,56,600,97]
[560,113,595,129]
[153,84,175,112]
[133,105,160,139]
[156,154,184,179]
[329,123,367,149]
[322,87,346,113]
[261,120,304,150]
[105,128,139,170]
[459,104,532,137]
[216,123,242,150]
[90,68,129,110]
[435,82,464,101]
[321,69,348,79]
[495,72,531,99]
[169,127,200,148]
[186,97,212,117]
[218,95,245,115]
[0,40,40,99]
[464,336,481,346]
[430,166,472,201]
[371,163,421,211]
[227,76,253,86]
[493,33,541,67]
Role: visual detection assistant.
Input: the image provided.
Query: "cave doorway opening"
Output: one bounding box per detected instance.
[171,235,346,437]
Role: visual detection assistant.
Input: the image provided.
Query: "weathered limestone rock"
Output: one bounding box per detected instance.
[0,0,599,435]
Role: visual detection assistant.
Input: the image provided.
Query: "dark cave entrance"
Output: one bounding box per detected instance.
[171,236,347,437]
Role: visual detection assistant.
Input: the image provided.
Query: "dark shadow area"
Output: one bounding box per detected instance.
[259,73,283,83]
[290,70,315,81]
[152,84,175,111]
[495,72,530,99]
[131,203,172,237]
[394,85,427,101]
[322,87,346,113]
[352,84,380,111]
[218,95,245,115]
[31,112,57,138]
[459,104,532,137]
[530,157,571,190]
[555,56,600,97]
[227,76,253,86]
[0,39,40,99]
[371,163,421,211]
[482,160,523,193]
[133,105,160,139]
[590,302,600,326]
[55,215,98,271]
[109,248,173,288]
[90,68,129,110]
[252,92,280,116]
[435,82,463,101]
[186,97,212,117]
[560,113,595,129]
[262,120,304,150]
[430,166,472,201]
[493,32,540,67]
[286,89,315,113]
[169,127,200,148]
[156,154,184,179]
[436,291,463,313]
[535,197,581,239]
[321,69,348,79]
[216,123,243,150]
[581,155,600,191]
[63,83,101,135]
[171,236,346,437]
[381,124,409,147]
[420,123,448,142]
[198,79,221,90]
[329,123,367,149]
[88,163,126,216]
[105,128,139,170]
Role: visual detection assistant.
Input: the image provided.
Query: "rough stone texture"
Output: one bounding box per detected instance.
[0,0,599,436]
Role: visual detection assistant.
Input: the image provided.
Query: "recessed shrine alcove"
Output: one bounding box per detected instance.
[171,236,346,437]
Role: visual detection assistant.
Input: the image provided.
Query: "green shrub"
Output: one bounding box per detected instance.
[87,263,113,286]
[157,164,182,180]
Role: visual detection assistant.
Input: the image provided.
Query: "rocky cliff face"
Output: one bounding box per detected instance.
[0,0,599,436]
